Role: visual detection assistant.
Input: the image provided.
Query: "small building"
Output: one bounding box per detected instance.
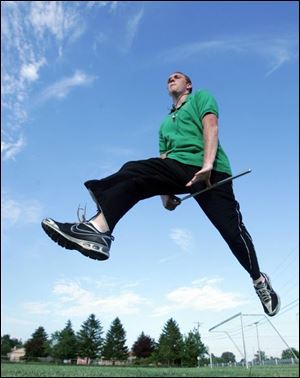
[8,347,26,362]
[77,357,91,365]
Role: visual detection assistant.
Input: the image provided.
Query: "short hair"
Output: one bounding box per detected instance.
[174,71,193,93]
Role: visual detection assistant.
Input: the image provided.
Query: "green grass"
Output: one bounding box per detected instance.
[1,363,299,377]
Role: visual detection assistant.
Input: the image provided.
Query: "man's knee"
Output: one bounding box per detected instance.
[119,160,139,172]
[119,158,157,173]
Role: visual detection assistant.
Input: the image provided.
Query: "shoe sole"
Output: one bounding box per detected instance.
[268,295,281,316]
[261,273,281,316]
[41,219,109,261]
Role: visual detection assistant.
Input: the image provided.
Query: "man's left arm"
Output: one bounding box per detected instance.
[186,113,218,187]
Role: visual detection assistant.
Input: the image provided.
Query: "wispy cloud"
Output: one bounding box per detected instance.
[126,9,144,49]
[102,146,137,157]
[23,302,53,315]
[38,71,97,102]
[22,275,244,319]
[20,58,46,82]
[87,1,119,13]
[29,1,85,51]
[157,40,237,63]
[158,228,194,263]
[1,2,143,160]
[2,316,36,327]
[169,228,193,252]
[255,38,296,77]
[1,194,43,228]
[23,278,149,318]
[122,8,144,53]
[1,136,26,161]
[1,2,86,161]
[155,35,297,77]
[152,277,246,317]
[91,4,144,54]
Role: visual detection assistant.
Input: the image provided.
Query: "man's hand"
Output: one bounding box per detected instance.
[186,165,212,187]
[161,194,181,211]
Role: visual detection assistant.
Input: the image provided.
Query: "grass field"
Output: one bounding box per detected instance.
[1,363,299,377]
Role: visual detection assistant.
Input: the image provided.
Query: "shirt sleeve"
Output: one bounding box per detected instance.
[195,90,219,120]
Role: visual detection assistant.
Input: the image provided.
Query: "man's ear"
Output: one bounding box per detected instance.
[187,82,192,92]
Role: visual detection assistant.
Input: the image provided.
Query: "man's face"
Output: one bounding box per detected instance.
[167,73,191,95]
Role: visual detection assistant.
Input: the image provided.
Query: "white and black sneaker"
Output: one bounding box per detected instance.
[254,272,280,317]
[41,218,114,261]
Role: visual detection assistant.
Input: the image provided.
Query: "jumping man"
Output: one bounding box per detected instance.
[42,72,280,317]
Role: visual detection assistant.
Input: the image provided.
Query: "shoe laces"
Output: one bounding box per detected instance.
[76,204,100,223]
[76,204,114,241]
[77,204,87,222]
[256,283,271,304]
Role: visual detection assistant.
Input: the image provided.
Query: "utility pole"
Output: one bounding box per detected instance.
[194,322,203,368]
[254,322,262,365]
[194,322,203,333]
[240,314,248,368]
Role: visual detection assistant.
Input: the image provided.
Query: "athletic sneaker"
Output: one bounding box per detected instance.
[41,218,114,261]
[254,272,280,317]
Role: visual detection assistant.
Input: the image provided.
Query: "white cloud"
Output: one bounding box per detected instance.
[191,277,223,286]
[1,1,140,160]
[103,146,137,157]
[23,278,149,318]
[169,228,193,252]
[167,285,241,310]
[123,8,144,53]
[110,1,119,12]
[156,36,297,77]
[38,71,97,102]
[20,58,46,82]
[1,2,88,161]
[1,194,43,227]
[54,279,148,316]
[29,1,83,43]
[1,316,35,327]
[259,39,295,77]
[1,136,26,161]
[87,1,119,12]
[152,277,246,317]
[159,40,233,63]
[89,3,142,53]
[23,302,52,315]
[82,276,143,291]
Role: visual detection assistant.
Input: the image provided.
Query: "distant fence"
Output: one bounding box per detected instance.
[208,358,299,368]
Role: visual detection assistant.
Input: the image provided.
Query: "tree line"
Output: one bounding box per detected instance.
[1,315,299,366]
[1,315,207,366]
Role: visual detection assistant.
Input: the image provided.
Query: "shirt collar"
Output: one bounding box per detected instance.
[169,94,191,114]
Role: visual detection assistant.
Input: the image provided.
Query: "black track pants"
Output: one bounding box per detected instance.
[85,158,261,280]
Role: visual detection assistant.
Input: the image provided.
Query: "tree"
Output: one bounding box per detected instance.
[1,335,23,356]
[132,332,156,359]
[182,329,208,367]
[24,326,50,360]
[77,314,103,361]
[102,317,128,363]
[281,348,299,359]
[221,351,236,363]
[157,318,184,366]
[51,320,78,361]
[211,353,224,364]
[253,350,266,363]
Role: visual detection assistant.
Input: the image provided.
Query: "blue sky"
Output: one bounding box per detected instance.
[1,1,299,360]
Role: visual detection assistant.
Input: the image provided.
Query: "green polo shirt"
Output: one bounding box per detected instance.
[159,90,232,175]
